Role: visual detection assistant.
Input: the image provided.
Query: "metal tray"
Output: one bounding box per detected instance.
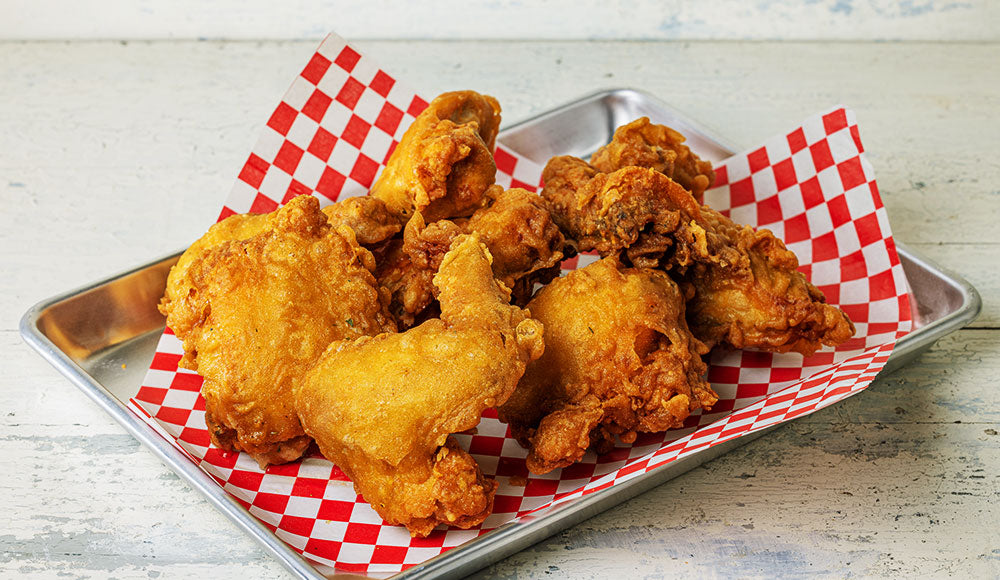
[20,88,981,579]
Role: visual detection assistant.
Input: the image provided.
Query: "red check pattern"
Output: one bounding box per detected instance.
[131,33,911,577]
[221,36,541,221]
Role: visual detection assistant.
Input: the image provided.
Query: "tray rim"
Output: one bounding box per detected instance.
[19,88,983,580]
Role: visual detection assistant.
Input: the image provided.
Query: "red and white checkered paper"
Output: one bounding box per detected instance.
[131,33,912,577]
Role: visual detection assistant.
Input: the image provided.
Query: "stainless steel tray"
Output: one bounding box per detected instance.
[20,88,981,579]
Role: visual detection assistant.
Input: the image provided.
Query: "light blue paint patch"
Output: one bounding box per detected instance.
[939,1,973,12]
[657,15,682,35]
[898,0,937,17]
[2,434,141,455]
[676,533,872,577]
[305,25,329,37]
[831,0,854,15]
[933,396,992,417]
[712,534,879,578]
[575,525,871,575]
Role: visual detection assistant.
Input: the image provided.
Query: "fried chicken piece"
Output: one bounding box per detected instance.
[590,117,716,204]
[370,91,501,223]
[681,207,856,354]
[159,195,395,468]
[296,234,544,537]
[498,258,715,475]
[160,212,268,338]
[543,150,854,355]
[403,212,464,273]
[321,195,401,246]
[373,237,440,330]
[369,212,466,329]
[164,196,397,340]
[462,187,567,305]
[407,186,568,301]
[541,157,707,268]
[377,186,567,325]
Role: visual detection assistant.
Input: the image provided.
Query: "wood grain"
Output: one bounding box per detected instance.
[2,39,997,578]
[2,2,997,41]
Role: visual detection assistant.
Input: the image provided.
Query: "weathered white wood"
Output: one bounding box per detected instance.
[2,1,998,41]
[2,39,997,579]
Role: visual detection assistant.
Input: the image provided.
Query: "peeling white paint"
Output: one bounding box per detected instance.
[1,1,997,41]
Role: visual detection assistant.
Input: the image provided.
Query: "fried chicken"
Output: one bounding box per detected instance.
[162,194,398,363]
[498,258,715,475]
[541,157,707,269]
[542,142,854,356]
[376,186,567,326]
[406,186,567,301]
[296,234,544,537]
[462,187,567,305]
[590,117,716,204]
[159,195,395,468]
[372,232,442,329]
[321,195,401,246]
[370,90,501,223]
[680,207,856,354]
[160,212,268,338]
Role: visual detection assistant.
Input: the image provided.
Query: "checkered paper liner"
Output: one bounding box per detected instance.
[130,33,912,577]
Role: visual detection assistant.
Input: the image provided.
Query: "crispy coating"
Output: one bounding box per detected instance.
[321,195,401,246]
[160,212,268,339]
[590,117,716,204]
[463,187,567,305]
[498,258,715,475]
[542,149,854,356]
[296,235,544,536]
[372,220,452,329]
[680,207,856,354]
[377,186,567,325]
[541,157,707,268]
[370,91,501,223]
[161,196,398,346]
[159,195,395,468]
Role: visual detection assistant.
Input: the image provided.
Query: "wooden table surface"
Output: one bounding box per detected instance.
[3,39,997,579]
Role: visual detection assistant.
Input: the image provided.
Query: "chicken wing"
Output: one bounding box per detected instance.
[405,186,567,300]
[590,117,716,204]
[498,258,714,475]
[370,90,501,223]
[159,195,395,467]
[296,234,544,537]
